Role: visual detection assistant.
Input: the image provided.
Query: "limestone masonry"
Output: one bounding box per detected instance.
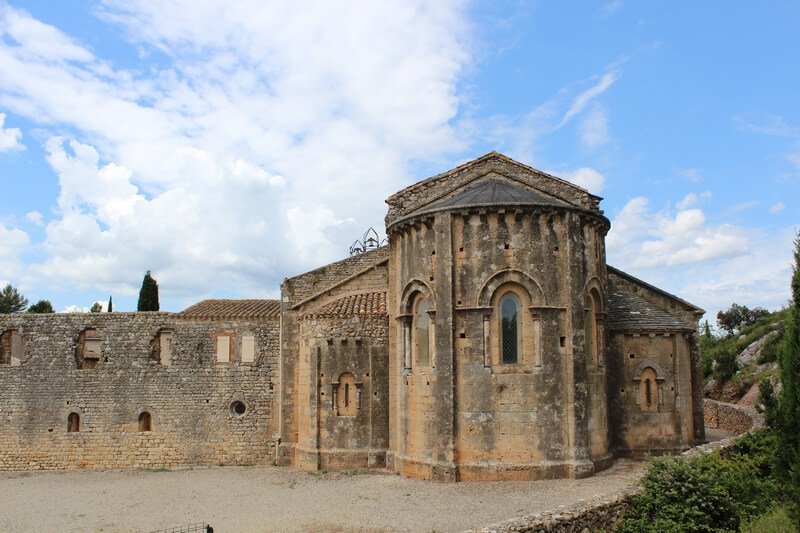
[0,152,705,480]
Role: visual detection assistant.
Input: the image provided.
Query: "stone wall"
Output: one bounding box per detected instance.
[0,312,278,470]
[279,248,390,470]
[703,399,757,435]
[474,491,634,533]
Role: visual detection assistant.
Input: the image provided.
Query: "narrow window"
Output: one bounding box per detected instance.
[152,330,173,365]
[216,335,231,363]
[500,294,520,364]
[337,373,357,416]
[241,335,256,363]
[0,329,23,365]
[639,367,659,412]
[585,291,600,366]
[414,297,430,366]
[138,412,152,432]
[67,412,80,432]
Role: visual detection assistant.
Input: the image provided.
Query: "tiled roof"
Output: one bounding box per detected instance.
[179,299,280,319]
[409,178,570,217]
[303,292,387,319]
[608,291,689,332]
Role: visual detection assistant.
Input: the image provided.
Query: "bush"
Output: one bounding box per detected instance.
[743,506,798,533]
[616,432,779,533]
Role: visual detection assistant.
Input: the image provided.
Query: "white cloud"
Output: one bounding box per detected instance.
[676,191,711,210]
[675,167,703,182]
[770,201,785,214]
[563,167,605,193]
[578,105,609,149]
[0,222,30,280]
[26,210,43,226]
[607,196,795,321]
[558,71,619,128]
[0,2,471,305]
[733,114,800,138]
[488,65,622,163]
[607,196,749,268]
[598,0,625,17]
[0,112,24,151]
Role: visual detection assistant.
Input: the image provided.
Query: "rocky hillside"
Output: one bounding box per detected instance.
[702,309,786,406]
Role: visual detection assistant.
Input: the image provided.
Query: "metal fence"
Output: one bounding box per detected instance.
[150,523,213,533]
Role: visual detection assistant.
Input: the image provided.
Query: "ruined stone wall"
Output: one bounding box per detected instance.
[0,313,278,470]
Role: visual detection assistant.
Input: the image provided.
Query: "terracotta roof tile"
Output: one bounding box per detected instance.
[608,291,690,332]
[179,299,280,319]
[303,292,387,319]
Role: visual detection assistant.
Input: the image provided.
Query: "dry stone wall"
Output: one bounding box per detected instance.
[703,398,756,435]
[0,312,278,470]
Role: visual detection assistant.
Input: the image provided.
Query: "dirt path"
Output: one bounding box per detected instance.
[0,460,646,532]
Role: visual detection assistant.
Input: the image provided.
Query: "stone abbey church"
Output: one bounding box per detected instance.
[0,153,705,481]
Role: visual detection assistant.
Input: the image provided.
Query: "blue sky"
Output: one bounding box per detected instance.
[0,1,798,322]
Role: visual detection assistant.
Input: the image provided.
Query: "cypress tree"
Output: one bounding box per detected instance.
[107,295,113,312]
[137,271,160,311]
[777,233,800,522]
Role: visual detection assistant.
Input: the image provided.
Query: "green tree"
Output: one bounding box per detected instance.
[27,299,54,313]
[90,302,102,313]
[776,233,800,523]
[717,303,770,335]
[107,295,113,312]
[0,284,28,313]
[137,271,159,311]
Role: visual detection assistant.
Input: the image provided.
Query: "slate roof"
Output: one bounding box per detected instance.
[303,292,387,319]
[409,178,570,218]
[608,291,690,332]
[179,299,280,319]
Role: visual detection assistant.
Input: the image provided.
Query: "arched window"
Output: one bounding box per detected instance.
[500,293,520,364]
[639,367,659,412]
[67,412,80,433]
[336,372,358,416]
[584,294,597,365]
[138,412,152,432]
[414,297,430,366]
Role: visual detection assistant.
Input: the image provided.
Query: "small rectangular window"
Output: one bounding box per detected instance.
[241,335,256,363]
[216,335,231,363]
[159,331,173,366]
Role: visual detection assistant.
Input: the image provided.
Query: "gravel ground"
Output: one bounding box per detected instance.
[0,460,648,533]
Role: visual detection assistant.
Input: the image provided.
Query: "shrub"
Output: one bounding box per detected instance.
[616,434,778,533]
[743,506,798,533]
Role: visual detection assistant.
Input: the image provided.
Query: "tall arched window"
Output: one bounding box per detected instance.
[639,367,659,412]
[500,294,520,364]
[336,372,357,416]
[414,296,430,366]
